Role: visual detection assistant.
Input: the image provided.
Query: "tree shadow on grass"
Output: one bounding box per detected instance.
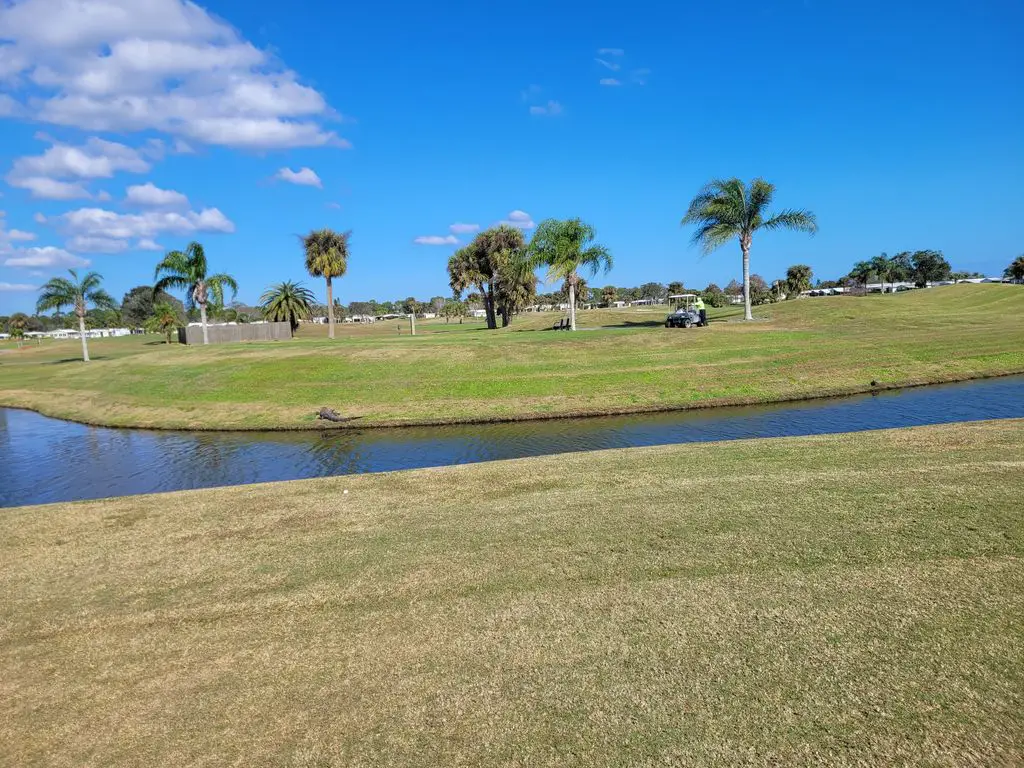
[47,356,112,364]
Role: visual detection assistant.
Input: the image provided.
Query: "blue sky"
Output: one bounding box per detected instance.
[1,0,1022,314]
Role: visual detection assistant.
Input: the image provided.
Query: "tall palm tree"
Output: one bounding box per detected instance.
[682,178,817,321]
[36,269,118,362]
[785,264,813,296]
[301,228,350,339]
[260,281,315,333]
[154,241,238,345]
[527,218,612,331]
[849,260,874,293]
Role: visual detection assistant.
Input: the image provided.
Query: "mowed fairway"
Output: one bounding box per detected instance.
[2,421,1022,766]
[0,284,1022,429]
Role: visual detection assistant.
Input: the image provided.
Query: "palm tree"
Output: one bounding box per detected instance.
[601,285,617,306]
[849,260,874,293]
[1005,255,1024,282]
[527,218,612,331]
[682,178,817,321]
[785,264,813,296]
[260,281,315,333]
[301,228,350,339]
[146,301,181,344]
[36,270,118,362]
[154,242,237,345]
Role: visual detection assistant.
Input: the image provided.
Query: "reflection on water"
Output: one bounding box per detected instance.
[2,375,1023,507]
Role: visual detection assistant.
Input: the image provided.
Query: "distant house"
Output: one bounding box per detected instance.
[468,308,487,318]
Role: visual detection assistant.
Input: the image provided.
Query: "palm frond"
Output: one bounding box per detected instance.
[154,250,192,281]
[87,288,119,312]
[302,228,350,279]
[761,209,818,234]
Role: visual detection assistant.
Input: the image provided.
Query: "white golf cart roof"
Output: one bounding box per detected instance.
[668,293,698,299]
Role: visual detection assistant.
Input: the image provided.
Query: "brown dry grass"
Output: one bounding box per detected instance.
[2,420,1022,766]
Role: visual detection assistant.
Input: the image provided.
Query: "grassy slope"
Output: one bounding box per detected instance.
[0,285,1022,430]
[2,421,1022,766]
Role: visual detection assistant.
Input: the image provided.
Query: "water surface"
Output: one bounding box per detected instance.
[2,376,1022,507]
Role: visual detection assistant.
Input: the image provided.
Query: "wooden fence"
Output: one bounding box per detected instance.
[177,322,292,345]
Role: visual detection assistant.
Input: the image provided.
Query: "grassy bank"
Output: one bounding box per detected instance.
[2,421,1022,766]
[1,284,1021,430]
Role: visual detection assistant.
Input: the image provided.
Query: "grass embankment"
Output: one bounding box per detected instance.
[2,421,1022,765]
[0,284,1021,430]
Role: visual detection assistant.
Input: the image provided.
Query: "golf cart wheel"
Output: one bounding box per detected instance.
[682,317,692,328]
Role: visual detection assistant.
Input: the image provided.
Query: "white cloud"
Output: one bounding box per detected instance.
[595,58,621,72]
[0,94,24,117]
[413,235,458,246]
[520,84,543,102]
[275,166,322,188]
[33,212,47,224]
[8,229,36,241]
[3,246,90,269]
[9,137,151,180]
[53,206,235,246]
[6,136,151,199]
[7,176,92,200]
[632,68,651,85]
[0,0,347,150]
[529,100,563,117]
[66,235,130,253]
[449,222,479,234]
[499,210,535,230]
[0,281,38,291]
[325,201,341,210]
[125,182,189,208]
[599,78,622,87]
[136,238,164,251]
[597,48,625,56]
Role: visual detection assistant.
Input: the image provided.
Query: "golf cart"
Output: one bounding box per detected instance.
[665,294,705,328]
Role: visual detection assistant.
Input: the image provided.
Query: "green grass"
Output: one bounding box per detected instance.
[1,284,1022,429]
[2,421,1022,766]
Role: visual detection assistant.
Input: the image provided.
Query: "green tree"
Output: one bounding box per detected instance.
[1003,255,1024,281]
[260,281,315,333]
[442,298,465,323]
[402,297,420,315]
[910,250,952,287]
[527,218,612,331]
[601,285,617,306]
[785,264,814,297]
[702,283,727,308]
[36,269,118,362]
[666,281,685,297]
[122,285,184,328]
[682,178,818,320]
[146,301,181,344]
[302,228,350,340]
[154,241,238,345]
[848,260,874,293]
[449,225,528,329]
[640,282,666,303]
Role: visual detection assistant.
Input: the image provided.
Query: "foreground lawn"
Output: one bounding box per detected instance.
[0,284,1022,429]
[2,421,1022,766]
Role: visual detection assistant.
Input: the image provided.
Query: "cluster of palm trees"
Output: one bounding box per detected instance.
[448,218,614,332]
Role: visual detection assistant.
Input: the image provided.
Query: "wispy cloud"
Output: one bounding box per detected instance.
[599,78,622,87]
[632,68,651,85]
[449,223,479,234]
[275,167,323,188]
[0,281,38,292]
[529,100,563,117]
[598,48,625,56]
[3,246,90,269]
[520,84,543,103]
[413,235,458,246]
[325,201,342,210]
[125,182,190,208]
[595,58,621,72]
[8,229,36,241]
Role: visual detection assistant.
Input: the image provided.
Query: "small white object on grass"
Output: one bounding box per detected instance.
[343,489,349,495]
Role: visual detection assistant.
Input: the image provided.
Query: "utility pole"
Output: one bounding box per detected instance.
[409,313,416,336]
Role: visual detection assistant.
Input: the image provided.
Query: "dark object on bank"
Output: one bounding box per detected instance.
[552,317,570,330]
[316,407,345,422]
[870,380,879,387]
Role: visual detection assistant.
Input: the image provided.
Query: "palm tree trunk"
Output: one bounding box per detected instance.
[200,302,209,345]
[484,285,497,330]
[78,313,90,362]
[326,276,335,339]
[741,240,753,321]
[568,280,577,331]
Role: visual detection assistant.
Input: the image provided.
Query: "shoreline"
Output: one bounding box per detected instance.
[2,368,1022,433]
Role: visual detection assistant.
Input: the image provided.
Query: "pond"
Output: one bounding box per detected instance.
[2,375,1023,507]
